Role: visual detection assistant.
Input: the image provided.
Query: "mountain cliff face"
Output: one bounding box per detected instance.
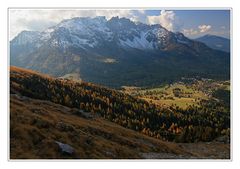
[11,16,178,50]
[10,16,230,87]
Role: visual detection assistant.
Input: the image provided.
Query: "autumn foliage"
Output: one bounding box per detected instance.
[10,66,230,142]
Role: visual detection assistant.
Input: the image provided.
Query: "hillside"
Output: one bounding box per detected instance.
[10,66,230,159]
[10,66,230,142]
[10,94,230,159]
[10,17,230,88]
[10,94,188,159]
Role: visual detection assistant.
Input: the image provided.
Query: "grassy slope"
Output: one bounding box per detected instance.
[122,83,207,109]
[122,80,229,109]
[10,94,194,159]
[10,94,229,159]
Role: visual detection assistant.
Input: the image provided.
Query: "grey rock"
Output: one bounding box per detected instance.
[55,141,74,155]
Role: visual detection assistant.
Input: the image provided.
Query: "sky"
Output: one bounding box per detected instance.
[9,9,230,40]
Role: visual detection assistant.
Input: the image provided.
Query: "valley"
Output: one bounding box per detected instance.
[121,78,230,109]
[10,66,230,159]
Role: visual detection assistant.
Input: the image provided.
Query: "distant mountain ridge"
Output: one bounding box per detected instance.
[195,34,230,53]
[10,16,230,87]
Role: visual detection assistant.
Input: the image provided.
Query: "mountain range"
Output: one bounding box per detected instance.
[10,16,230,88]
[195,34,230,53]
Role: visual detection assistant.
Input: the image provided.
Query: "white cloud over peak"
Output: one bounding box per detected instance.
[181,24,212,38]
[9,9,223,40]
[147,10,183,32]
[182,28,199,36]
[198,24,212,33]
[9,9,143,40]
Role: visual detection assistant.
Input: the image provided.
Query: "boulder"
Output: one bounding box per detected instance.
[55,141,74,155]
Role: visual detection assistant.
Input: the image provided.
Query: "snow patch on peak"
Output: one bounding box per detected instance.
[55,16,112,47]
[119,31,154,50]
[152,27,168,39]
[40,28,55,41]
[44,28,54,33]
[57,16,108,34]
[12,31,41,45]
[70,34,97,48]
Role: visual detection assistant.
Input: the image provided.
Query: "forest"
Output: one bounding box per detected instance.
[10,66,230,143]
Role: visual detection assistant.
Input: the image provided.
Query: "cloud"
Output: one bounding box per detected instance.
[9,9,145,40]
[181,24,213,38]
[182,28,199,36]
[147,10,183,32]
[198,24,212,33]
[129,10,147,23]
